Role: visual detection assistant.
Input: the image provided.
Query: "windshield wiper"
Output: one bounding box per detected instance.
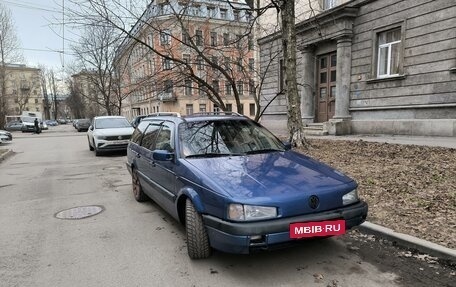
[185,153,244,158]
[245,148,284,155]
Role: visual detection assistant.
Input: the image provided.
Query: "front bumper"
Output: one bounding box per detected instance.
[202,201,368,254]
[96,139,130,151]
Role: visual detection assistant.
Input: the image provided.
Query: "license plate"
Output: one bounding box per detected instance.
[290,220,346,239]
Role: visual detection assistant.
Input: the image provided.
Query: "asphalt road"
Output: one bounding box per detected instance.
[0,125,454,287]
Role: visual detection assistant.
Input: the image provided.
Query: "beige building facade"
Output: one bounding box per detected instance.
[116,0,257,120]
[3,64,42,117]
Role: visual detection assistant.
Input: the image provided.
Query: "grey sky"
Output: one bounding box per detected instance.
[2,0,74,70]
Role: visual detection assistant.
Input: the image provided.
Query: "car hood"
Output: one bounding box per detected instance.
[183,151,355,200]
[94,127,134,136]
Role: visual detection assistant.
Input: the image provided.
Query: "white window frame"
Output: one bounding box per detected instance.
[370,22,406,80]
[377,37,401,78]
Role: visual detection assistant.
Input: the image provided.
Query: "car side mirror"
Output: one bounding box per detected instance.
[283,141,292,150]
[89,126,94,131]
[153,150,174,161]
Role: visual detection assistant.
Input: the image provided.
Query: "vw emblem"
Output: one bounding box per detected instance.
[309,195,319,209]
[118,136,122,140]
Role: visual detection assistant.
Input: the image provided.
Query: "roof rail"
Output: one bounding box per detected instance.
[147,112,181,117]
[187,112,244,117]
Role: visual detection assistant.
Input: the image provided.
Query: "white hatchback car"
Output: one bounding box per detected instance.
[87,116,134,156]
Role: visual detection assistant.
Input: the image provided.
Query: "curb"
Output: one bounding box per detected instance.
[359,221,456,263]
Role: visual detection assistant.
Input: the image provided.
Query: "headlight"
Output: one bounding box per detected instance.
[96,135,106,140]
[228,204,277,221]
[342,189,359,205]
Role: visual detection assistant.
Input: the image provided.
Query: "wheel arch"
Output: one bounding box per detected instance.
[176,188,205,225]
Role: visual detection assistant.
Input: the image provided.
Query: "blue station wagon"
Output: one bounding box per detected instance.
[126,113,368,259]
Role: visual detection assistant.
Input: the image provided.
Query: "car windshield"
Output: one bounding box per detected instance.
[95,118,131,129]
[21,117,35,123]
[179,119,285,158]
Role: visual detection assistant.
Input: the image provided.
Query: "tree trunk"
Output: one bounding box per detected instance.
[280,0,307,147]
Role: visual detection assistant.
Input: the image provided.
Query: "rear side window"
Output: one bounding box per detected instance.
[141,122,162,150]
[130,121,150,144]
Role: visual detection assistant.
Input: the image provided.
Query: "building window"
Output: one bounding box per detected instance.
[185,80,192,95]
[225,82,232,95]
[192,5,201,16]
[322,0,337,10]
[249,103,255,116]
[377,28,402,78]
[211,56,218,70]
[233,10,240,21]
[35,98,38,103]
[160,30,171,45]
[183,54,190,64]
[212,80,219,93]
[164,80,173,93]
[182,31,190,45]
[224,56,231,69]
[220,9,227,19]
[213,105,220,113]
[207,6,216,18]
[196,56,203,70]
[186,104,193,115]
[195,30,203,46]
[199,104,206,112]
[237,81,244,95]
[248,58,254,71]
[249,80,255,95]
[226,103,232,111]
[210,32,217,47]
[162,58,171,70]
[223,33,229,46]
[237,57,243,71]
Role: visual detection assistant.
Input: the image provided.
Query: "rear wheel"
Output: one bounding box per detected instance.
[185,198,211,259]
[132,168,148,202]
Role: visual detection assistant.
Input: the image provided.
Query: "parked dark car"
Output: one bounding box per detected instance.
[4,120,23,131]
[75,118,91,132]
[45,120,58,126]
[126,113,368,259]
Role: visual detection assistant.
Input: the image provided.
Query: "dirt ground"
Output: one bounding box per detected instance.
[301,139,456,250]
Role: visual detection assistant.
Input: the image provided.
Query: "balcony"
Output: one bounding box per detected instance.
[159,92,177,102]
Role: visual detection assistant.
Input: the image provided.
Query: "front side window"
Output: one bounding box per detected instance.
[377,28,402,77]
[141,122,161,150]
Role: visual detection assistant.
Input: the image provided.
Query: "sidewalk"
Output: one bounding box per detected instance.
[307,134,456,149]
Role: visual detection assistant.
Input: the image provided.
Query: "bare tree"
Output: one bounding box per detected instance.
[38,66,52,120]
[66,0,282,121]
[278,0,306,147]
[0,3,23,127]
[70,20,127,116]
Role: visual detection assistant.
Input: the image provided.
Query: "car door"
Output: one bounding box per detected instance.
[135,121,162,202]
[148,121,177,213]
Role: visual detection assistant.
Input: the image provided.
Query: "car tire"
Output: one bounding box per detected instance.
[88,138,94,151]
[185,198,211,259]
[132,168,148,202]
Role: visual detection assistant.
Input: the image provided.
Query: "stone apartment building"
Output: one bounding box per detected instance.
[116,0,257,120]
[259,0,456,137]
[2,64,42,117]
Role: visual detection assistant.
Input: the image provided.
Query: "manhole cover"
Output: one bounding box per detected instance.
[55,205,104,220]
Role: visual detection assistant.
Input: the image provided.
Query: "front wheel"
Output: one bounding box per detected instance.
[88,138,94,151]
[185,198,211,259]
